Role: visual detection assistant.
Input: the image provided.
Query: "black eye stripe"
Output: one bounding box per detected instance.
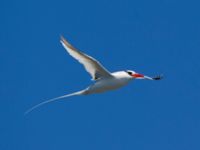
[126,71,132,75]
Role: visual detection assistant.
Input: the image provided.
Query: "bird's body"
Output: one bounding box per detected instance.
[25,36,162,114]
[85,71,132,94]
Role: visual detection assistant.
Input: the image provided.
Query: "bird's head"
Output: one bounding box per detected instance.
[125,70,163,80]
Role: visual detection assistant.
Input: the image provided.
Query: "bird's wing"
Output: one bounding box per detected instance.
[60,36,113,80]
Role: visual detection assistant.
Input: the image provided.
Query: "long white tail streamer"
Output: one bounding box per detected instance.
[24,90,85,115]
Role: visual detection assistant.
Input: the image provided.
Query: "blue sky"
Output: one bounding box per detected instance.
[1,0,200,149]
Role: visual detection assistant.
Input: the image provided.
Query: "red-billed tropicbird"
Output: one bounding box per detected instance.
[25,36,162,114]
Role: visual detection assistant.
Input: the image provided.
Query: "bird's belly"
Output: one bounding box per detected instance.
[86,78,131,94]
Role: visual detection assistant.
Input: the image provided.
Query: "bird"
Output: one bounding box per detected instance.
[25,36,162,114]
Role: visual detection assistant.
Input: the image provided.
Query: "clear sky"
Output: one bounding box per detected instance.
[1,0,200,149]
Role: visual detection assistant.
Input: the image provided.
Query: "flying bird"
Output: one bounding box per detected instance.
[25,36,162,114]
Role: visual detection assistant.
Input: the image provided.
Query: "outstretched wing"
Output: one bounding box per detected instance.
[60,36,112,80]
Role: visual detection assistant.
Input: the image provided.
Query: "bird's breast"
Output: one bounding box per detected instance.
[86,77,132,94]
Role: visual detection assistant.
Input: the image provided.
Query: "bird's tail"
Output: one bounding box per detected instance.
[24,90,86,115]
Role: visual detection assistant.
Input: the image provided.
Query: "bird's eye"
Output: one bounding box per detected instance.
[127,71,132,75]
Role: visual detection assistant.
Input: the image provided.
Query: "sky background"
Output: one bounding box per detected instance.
[1,0,200,150]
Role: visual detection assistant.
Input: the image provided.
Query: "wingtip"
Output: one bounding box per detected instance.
[60,35,76,50]
[60,35,69,44]
[60,34,65,43]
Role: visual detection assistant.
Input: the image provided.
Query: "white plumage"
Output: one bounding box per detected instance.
[60,36,112,80]
[25,36,162,114]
